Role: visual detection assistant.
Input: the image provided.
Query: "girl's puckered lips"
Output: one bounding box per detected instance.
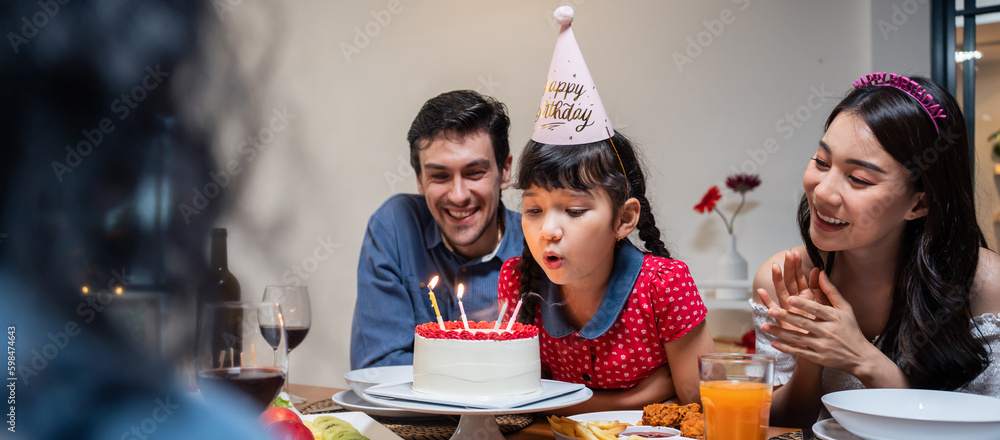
[542,251,563,270]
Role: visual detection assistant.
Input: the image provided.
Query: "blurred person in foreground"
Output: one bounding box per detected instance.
[753,73,1000,430]
[0,1,271,439]
[350,90,524,369]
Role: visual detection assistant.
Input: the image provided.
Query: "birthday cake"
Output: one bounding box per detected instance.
[412,321,542,398]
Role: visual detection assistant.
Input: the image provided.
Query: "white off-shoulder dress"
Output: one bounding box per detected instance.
[750,300,1000,397]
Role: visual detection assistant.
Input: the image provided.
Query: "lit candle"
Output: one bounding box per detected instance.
[505,299,523,332]
[427,276,445,330]
[493,300,509,330]
[457,284,469,330]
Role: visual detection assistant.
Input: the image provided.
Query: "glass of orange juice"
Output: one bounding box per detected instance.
[699,354,775,440]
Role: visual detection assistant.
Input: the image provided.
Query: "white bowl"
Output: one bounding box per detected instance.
[618,425,683,438]
[343,365,413,397]
[822,389,1000,440]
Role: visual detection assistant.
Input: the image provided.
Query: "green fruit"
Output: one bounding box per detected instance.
[313,416,349,431]
[322,427,360,440]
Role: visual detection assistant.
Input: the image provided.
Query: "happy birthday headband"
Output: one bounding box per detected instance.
[852,72,947,134]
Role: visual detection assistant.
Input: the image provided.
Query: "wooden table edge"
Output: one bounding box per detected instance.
[289,384,800,439]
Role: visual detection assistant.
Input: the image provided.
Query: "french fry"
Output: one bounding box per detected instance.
[546,415,577,437]
[588,420,620,429]
[574,421,601,440]
[547,416,631,440]
[584,423,620,440]
[603,425,627,436]
[589,420,627,435]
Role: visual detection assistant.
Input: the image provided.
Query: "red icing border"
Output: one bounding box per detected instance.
[415,321,539,340]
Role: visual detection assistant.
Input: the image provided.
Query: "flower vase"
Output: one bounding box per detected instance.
[715,234,749,300]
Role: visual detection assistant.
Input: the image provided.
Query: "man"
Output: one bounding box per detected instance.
[350,90,524,369]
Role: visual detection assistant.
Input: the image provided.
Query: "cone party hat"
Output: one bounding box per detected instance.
[530,6,614,145]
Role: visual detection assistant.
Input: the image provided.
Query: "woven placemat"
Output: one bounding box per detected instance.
[300,398,344,414]
[769,431,803,440]
[299,399,535,440]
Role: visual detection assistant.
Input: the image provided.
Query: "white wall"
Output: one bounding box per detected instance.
[204,0,881,388]
[871,0,931,75]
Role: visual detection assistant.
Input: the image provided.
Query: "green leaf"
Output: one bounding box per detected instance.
[270,393,293,409]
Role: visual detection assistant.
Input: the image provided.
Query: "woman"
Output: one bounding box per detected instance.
[753,73,1000,429]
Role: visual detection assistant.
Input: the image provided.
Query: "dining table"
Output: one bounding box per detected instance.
[289,383,802,440]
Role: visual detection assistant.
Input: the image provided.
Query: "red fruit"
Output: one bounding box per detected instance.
[259,406,301,426]
[266,420,313,440]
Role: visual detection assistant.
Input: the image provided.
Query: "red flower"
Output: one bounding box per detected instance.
[694,186,722,214]
[740,330,755,353]
[725,174,761,194]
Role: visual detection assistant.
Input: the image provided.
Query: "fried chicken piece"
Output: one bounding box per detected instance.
[641,403,701,429]
[679,414,705,440]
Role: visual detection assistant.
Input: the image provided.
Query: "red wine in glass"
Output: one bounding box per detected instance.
[196,301,288,411]
[262,285,311,404]
[261,325,310,351]
[198,367,286,411]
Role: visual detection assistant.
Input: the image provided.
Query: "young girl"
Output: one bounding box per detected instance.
[497,7,715,413]
[754,73,1000,429]
[497,132,716,413]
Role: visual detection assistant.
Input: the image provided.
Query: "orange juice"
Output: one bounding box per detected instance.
[700,380,772,440]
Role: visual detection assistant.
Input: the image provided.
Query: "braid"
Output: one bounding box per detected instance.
[516,242,543,323]
[634,194,671,258]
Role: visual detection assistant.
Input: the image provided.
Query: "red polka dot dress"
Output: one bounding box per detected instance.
[498,242,706,389]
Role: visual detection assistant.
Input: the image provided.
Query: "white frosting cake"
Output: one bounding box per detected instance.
[412,321,542,398]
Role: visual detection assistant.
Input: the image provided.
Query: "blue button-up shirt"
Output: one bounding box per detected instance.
[350,194,524,369]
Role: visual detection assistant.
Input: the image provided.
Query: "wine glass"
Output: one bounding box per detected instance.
[262,285,311,404]
[196,301,288,412]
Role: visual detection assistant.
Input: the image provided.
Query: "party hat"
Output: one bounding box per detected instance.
[530,6,614,145]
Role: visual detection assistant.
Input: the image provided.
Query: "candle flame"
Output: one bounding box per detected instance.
[457,283,464,299]
[429,276,439,289]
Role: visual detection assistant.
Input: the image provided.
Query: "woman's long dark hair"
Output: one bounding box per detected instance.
[798,75,989,390]
[513,132,670,323]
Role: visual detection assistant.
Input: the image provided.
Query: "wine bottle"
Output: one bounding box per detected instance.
[201,228,241,303]
[199,228,242,367]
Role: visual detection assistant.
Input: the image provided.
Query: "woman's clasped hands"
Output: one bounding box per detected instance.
[757,251,882,380]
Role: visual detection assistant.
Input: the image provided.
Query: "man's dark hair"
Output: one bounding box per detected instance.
[406,90,510,177]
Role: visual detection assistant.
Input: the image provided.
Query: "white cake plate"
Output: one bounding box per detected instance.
[363,382,593,440]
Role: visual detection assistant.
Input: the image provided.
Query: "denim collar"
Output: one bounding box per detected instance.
[539,240,644,339]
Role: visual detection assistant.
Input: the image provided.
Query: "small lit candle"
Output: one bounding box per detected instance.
[505,299,523,332]
[457,284,469,330]
[493,300,509,330]
[427,276,445,330]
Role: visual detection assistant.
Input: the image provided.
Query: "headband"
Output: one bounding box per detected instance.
[852,72,947,134]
